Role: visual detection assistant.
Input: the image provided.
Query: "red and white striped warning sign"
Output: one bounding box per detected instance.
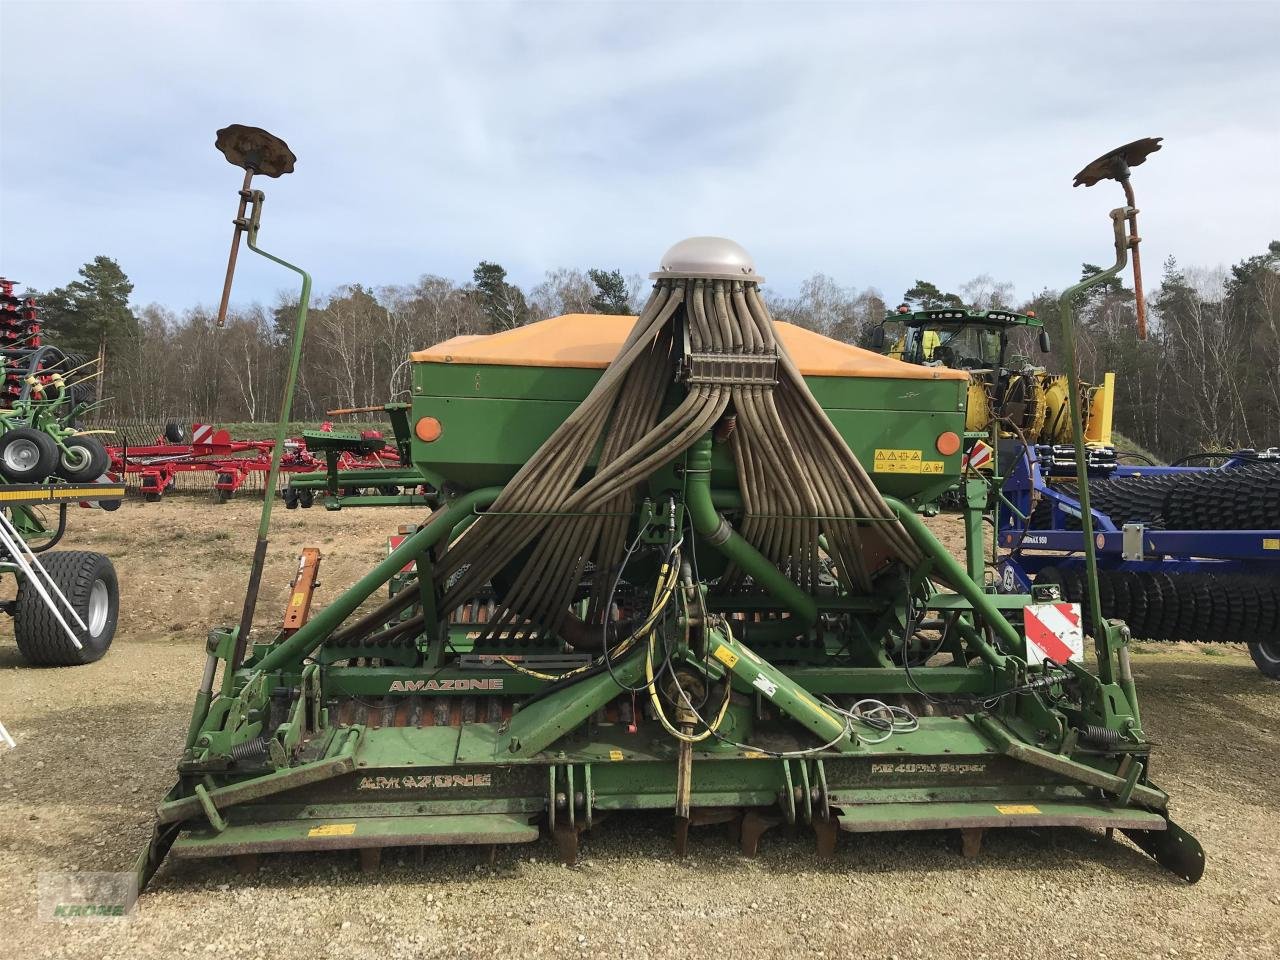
[191,423,214,445]
[962,439,994,472]
[1024,602,1084,664]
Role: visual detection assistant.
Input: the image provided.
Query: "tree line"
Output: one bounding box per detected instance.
[28,240,1279,461]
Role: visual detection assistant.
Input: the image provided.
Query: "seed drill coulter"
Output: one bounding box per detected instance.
[136,127,1204,888]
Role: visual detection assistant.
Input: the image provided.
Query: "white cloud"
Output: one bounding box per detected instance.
[1,0,1276,312]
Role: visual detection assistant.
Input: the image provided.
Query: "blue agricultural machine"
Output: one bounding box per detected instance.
[997,446,1280,678]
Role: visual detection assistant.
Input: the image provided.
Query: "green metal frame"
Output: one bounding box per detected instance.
[137,205,1202,892]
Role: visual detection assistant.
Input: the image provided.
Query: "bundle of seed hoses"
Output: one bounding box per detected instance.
[435,276,922,645]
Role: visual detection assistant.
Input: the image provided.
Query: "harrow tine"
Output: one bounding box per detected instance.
[674,816,690,858]
[814,817,839,859]
[552,821,579,866]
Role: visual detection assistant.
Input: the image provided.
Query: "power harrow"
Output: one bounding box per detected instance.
[135,127,1204,890]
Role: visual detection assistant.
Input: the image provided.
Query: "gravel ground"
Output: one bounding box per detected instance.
[1,500,1277,959]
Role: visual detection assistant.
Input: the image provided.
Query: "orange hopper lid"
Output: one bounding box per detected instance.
[410,313,967,382]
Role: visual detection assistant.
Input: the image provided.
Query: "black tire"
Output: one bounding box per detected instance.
[56,436,110,482]
[282,487,299,510]
[299,489,314,508]
[163,421,185,444]
[0,427,57,482]
[13,551,118,666]
[143,491,161,503]
[1248,640,1280,680]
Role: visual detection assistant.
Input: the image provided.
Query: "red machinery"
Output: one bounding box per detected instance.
[106,423,395,502]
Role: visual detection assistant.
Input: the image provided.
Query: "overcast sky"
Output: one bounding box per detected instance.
[1,0,1277,313]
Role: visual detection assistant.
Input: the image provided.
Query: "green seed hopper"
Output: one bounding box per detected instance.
[137,130,1203,888]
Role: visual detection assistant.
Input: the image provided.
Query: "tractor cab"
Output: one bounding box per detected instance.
[871,307,1110,458]
[880,308,1048,371]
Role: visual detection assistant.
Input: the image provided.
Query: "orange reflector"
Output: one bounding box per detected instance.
[936,431,961,456]
[415,417,442,442]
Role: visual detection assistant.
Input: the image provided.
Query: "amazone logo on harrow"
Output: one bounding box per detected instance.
[1024,602,1084,664]
[387,678,504,692]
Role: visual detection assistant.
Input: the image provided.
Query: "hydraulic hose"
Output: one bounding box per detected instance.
[684,437,818,633]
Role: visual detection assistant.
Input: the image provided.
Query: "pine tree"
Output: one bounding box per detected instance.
[38,255,139,365]
[901,280,964,310]
[469,262,529,332]
[587,269,631,315]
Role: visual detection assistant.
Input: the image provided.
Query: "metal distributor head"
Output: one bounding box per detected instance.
[651,237,764,283]
[1071,137,1163,339]
[214,124,295,325]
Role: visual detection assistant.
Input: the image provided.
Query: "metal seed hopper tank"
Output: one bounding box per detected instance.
[138,227,1202,886]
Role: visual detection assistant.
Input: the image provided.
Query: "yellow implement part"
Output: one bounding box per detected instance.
[1085,372,1116,446]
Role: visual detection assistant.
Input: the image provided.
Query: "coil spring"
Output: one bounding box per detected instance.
[1080,724,1122,749]
[229,736,269,764]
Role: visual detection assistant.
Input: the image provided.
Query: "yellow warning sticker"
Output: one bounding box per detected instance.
[742,750,768,759]
[712,644,740,669]
[308,823,357,837]
[873,449,943,475]
[608,749,624,761]
[994,804,1041,815]
[1264,538,1280,551]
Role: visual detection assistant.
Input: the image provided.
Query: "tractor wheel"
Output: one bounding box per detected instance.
[0,428,57,482]
[13,551,118,666]
[56,436,110,482]
[1248,640,1280,680]
[163,421,185,444]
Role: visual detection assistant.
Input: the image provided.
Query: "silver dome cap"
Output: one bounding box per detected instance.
[650,236,763,283]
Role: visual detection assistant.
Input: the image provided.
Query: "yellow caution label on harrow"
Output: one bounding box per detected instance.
[994,804,1041,815]
[712,644,739,669]
[308,823,357,837]
[608,749,624,761]
[1264,538,1280,551]
[873,449,944,475]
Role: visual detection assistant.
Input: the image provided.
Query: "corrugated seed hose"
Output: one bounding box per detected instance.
[436,277,923,642]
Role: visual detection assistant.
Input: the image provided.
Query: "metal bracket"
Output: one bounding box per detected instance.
[1121,523,1145,561]
[681,350,779,386]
